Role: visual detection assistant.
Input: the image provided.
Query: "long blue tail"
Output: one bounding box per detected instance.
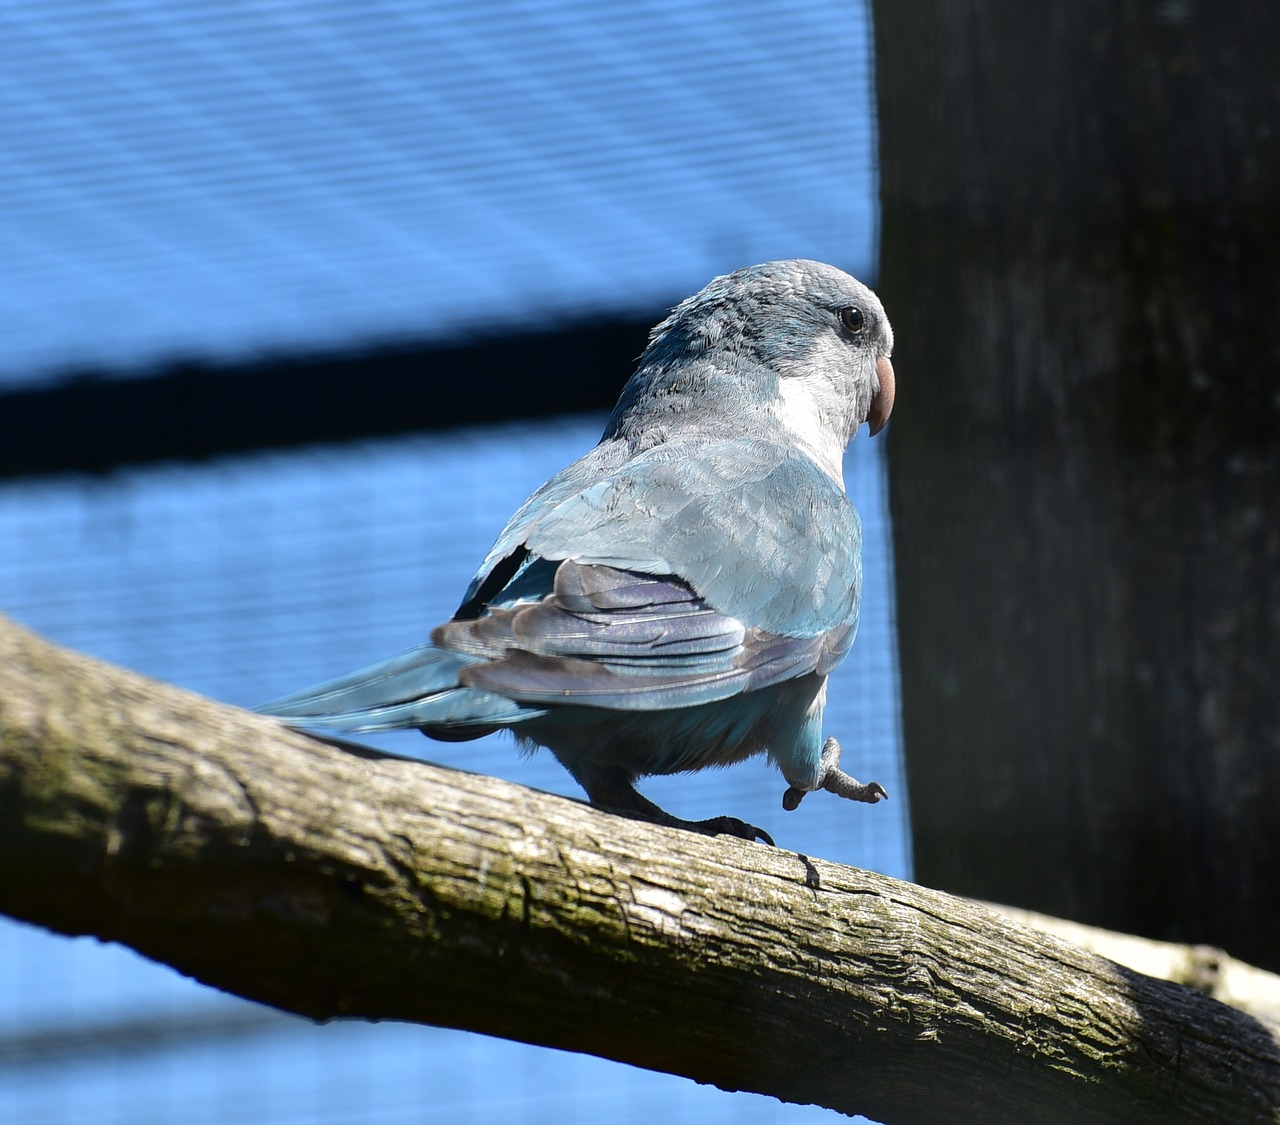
[255,643,546,736]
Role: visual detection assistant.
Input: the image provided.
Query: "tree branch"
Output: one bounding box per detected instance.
[984,903,1280,1028]
[1,614,1277,1124]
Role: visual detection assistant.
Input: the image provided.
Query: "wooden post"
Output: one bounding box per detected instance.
[874,2,1280,968]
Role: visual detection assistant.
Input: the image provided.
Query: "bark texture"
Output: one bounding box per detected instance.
[986,902,1280,1027]
[2,614,1279,1124]
[874,3,1280,966]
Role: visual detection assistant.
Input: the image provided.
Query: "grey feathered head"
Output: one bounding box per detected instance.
[608,260,895,477]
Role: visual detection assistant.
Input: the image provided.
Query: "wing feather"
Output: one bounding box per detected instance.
[435,560,837,711]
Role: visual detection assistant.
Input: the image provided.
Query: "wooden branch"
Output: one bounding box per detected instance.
[1,613,1278,1125]
[984,903,1280,1028]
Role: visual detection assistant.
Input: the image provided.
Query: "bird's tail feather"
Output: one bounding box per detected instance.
[255,643,545,734]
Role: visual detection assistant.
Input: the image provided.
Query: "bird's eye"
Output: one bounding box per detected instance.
[839,305,865,333]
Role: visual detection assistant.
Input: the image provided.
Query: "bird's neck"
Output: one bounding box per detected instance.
[773,376,848,487]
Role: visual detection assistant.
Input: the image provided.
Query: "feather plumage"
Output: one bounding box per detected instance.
[257,259,895,842]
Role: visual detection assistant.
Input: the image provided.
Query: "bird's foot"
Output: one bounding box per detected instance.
[673,814,775,846]
[598,802,775,846]
[581,768,774,845]
[782,736,887,812]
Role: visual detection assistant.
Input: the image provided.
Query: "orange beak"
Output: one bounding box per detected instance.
[867,354,895,436]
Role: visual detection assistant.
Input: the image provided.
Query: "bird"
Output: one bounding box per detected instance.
[258,259,894,845]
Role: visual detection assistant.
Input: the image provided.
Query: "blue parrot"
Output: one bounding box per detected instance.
[258,259,895,844]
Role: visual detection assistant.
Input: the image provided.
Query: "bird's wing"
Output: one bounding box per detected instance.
[461,435,862,639]
[260,439,860,727]
[435,559,854,711]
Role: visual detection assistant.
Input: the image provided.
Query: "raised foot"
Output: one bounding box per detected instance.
[782,736,888,812]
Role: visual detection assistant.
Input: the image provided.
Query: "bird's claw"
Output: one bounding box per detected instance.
[691,816,775,846]
[589,780,775,846]
[627,809,774,846]
[782,736,887,812]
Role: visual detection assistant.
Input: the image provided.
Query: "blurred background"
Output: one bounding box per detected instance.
[0,1,903,1122]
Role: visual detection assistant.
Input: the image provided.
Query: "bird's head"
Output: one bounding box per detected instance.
[614,260,894,483]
